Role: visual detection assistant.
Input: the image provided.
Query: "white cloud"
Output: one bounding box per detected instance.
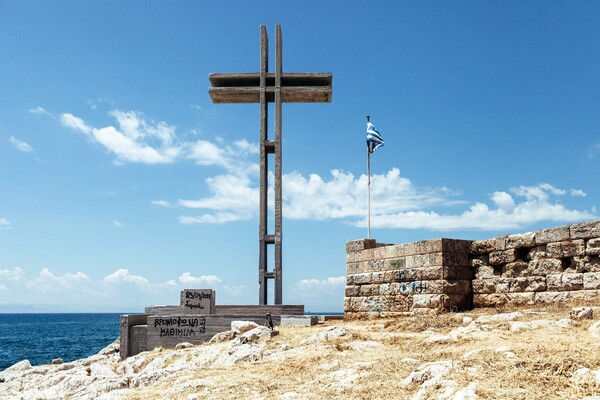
[151,200,174,208]
[0,267,235,311]
[112,220,125,228]
[0,267,24,283]
[287,276,346,311]
[61,113,94,135]
[176,166,595,232]
[177,173,259,224]
[368,183,596,231]
[588,143,600,159]
[61,111,181,164]
[0,218,11,230]
[28,106,52,117]
[571,189,587,197]
[177,272,222,286]
[103,268,150,288]
[60,110,257,169]
[9,136,33,153]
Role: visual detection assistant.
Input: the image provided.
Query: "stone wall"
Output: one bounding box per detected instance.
[471,220,600,307]
[344,220,600,316]
[344,238,474,317]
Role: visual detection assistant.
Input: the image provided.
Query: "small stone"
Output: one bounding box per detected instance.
[570,307,593,320]
[51,358,63,365]
[175,342,195,350]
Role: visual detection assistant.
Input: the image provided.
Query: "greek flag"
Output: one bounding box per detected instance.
[366,122,384,153]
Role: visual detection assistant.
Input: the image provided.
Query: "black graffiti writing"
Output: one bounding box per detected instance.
[184,300,205,310]
[185,291,212,300]
[153,317,205,328]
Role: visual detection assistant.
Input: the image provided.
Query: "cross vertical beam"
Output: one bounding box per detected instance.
[208,25,332,305]
[274,25,283,304]
[258,25,270,304]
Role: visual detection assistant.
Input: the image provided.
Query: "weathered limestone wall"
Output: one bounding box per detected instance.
[471,220,600,307]
[344,238,473,317]
[344,220,600,316]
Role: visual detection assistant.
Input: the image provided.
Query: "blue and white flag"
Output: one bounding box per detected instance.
[366,122,384,153]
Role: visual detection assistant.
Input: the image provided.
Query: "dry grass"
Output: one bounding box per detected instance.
[121,303,600,399]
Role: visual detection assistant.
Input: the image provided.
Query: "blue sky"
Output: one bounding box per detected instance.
[1,1,599,312]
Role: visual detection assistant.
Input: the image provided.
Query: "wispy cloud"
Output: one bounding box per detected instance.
[112,220,125,228]
[61,111,181,164]
[0,266,341,311]
[9,136,33,153]
[0,267,239,311]
[287,276,346,311]
[177,166,595,231]
[0,218,11,230]
[588,143,600,159]
[28,106,53,118]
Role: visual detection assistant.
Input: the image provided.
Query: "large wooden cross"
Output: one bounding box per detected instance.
[208,25,332,305]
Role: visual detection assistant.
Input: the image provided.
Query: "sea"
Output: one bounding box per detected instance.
[0,313,122,372]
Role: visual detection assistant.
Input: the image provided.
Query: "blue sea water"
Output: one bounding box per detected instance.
[0,313,121,372]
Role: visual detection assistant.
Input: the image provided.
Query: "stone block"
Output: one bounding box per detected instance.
[569,290,600,303]
[472,278,510,294]
[571,221,600,240]
[528,245,548,260]
[396,280,442,295]
[414,239,443,254]
[506,232,536,249]
[489,249,518,266]
[420,266,446,281]
[442,239,473,254]
[560,273,584,291]
[406,254,431,268]
[583,272,600,290]
[442,252,470,267]
[587,238,600,256]
[392,243,412,258]
[389,295,413,312]
[536,226,570,244]
[371,270,395,283]
[444,280,472,295]
[346,239,377,253]
[473,293,510,307]
[359,284,380,296]
[345,285,360,297]
[471,255,489,268]
[495,235,508,251]
[351,273,372,285]
[510,277,547,292]
[507,292,536,305]
[393,267,445,282]
[475,264,495,279]
[581,255,600,272]
[546,274,561,291]
[534,291,570,304]
[546,240,585,258]
[528,259,564,276]
[388,258,407,270]
[502,261,529,278]
[411,294,447,309]
[181,289,215,314]
[570,307,593,320]
[394,268,420,282]
[280,316,318,327]
[470,239,495,255]
[346,261,362,275]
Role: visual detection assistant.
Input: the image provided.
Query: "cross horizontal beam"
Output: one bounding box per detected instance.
[209,72,332,103]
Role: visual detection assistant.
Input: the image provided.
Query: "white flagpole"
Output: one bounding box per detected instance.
[366,115,371,239]
[367,145,371,239]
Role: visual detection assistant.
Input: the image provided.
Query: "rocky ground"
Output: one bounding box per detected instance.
[2,305,600,399]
